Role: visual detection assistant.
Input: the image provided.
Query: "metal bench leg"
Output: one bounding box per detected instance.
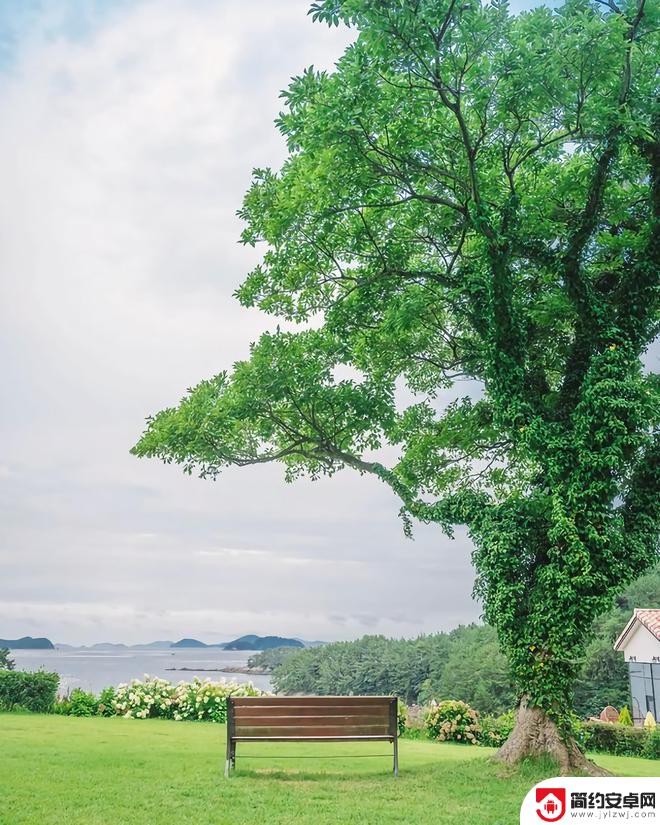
[393,736,399,777]
[225,734,233,778]
[225,699,235,778]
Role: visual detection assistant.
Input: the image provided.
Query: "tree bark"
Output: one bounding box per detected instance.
[495,697,609,776]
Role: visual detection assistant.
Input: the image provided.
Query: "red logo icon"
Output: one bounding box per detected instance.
[535,788,566,822]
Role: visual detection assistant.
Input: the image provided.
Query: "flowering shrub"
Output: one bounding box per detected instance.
[172,678,262,722]
[111,676,264,722]
[424,699,480,744]
[112,677,178,719]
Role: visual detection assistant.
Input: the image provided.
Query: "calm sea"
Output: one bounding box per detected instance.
[10,648,272,695]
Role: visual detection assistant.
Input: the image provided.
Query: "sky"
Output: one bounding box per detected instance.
[0,0,585,646]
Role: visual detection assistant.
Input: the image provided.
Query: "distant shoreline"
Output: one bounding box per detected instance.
[9,646,273,696]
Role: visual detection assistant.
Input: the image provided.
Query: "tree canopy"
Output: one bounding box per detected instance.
[133,0,659,767]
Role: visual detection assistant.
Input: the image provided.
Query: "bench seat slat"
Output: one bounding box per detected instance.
[233,714,390,726]
[233,705,390,719]
[234,724,391,738]
[231,696,391,707]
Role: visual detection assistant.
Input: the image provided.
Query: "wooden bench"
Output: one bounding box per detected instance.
[225,696,399,777]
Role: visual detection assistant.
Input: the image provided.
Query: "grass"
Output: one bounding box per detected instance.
[0,714,657,825]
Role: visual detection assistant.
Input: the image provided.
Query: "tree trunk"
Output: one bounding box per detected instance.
[495,697,609,776]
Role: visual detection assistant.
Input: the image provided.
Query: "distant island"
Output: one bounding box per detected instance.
[225,635,304,651]
[55,641,174,651]
[35,635,320,651]
[171,635,305,651]
[170,638,211,648]
[0,636,54,649]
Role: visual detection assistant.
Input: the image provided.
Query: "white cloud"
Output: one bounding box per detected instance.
[0,0,480,645]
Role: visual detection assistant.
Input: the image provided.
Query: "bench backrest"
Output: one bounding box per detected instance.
[227,696,398,741]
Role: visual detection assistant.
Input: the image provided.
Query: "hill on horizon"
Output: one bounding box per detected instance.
[0,636,54,650]
[171,635,306,651]
[223,635,305,651]
[15,634,321,650]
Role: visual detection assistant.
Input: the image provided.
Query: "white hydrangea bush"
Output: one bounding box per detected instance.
[111,676,264,722]
[173,677,262,722]
[112,677,178,719]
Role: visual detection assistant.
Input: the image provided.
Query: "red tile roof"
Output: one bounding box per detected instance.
[614,608,660,651]
[635,609,660,642]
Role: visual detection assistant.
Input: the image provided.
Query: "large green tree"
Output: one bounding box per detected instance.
[133,0,659,772]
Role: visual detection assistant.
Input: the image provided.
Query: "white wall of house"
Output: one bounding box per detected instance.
[620,622,660,664]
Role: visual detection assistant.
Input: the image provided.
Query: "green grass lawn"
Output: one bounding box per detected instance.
[0,714,657,825]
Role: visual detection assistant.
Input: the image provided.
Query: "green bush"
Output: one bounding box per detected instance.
[401,725,425,740]
[642,728,660,760]
[479,710,515,748]
[53,697,72,715]
[424,700,480,744]
[69,688,99,717]
[0,670,59,712]
[618,705,633,726]
[397,699,407,737]
[97,686,116,717]
[582,721,646,756]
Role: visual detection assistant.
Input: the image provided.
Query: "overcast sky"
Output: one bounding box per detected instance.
[1,0,565,646]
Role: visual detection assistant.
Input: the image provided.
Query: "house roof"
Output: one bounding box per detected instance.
[614,609,660,651]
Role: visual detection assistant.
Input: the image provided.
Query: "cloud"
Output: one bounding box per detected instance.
[0,0,482,645]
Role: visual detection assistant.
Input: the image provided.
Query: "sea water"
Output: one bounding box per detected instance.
[10,647,272,695]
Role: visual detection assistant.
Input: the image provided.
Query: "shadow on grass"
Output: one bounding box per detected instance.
[229,753,539,783]
[233,752,589,788]
[230,755,401,782]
